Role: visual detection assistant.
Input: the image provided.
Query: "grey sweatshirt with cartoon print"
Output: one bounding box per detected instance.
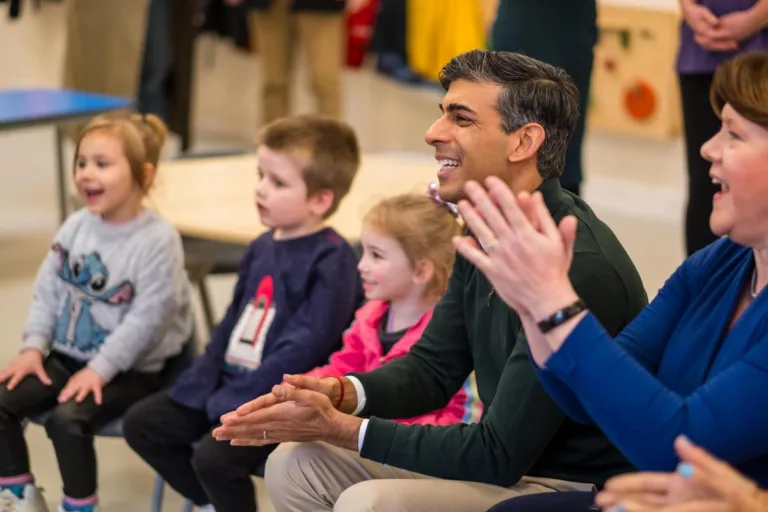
[22,208,193,382]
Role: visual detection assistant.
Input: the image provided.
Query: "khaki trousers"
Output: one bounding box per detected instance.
[264,441,596,512]
[248,0,344,124]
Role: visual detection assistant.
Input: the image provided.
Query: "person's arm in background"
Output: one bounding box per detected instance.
[208,247,361,420]
[750,0,768,24]
[679,0,739,52]
[717,0,768,44]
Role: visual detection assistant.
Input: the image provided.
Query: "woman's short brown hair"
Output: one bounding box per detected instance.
[257,115,360,218]
[710,51,768,129]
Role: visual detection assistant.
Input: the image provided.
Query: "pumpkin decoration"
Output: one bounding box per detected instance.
[624,80,656,121]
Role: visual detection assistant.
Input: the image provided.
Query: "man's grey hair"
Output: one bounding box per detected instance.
[439,50,580,180]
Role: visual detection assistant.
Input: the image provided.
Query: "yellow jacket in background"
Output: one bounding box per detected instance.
[407,0,486,82]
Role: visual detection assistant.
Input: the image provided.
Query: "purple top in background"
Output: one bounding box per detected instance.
[677,0,768,74]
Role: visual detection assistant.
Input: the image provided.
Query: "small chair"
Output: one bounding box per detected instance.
[24,337,198,512]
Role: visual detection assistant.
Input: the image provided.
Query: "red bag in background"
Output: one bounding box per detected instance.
[346,0,379,68]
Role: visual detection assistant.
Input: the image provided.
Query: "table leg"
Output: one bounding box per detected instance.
[55,124,68,223]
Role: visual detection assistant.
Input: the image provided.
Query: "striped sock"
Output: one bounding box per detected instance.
[61,494,98,512]
[0,474,34,499]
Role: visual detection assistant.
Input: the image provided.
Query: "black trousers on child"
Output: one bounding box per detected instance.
[0,352,161,499]
[123,392,275,512]
[679,73,721,257]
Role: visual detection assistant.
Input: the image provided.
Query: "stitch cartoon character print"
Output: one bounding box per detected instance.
[51,243,134,357]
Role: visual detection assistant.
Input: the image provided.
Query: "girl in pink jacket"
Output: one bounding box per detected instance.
[307,190,482,425]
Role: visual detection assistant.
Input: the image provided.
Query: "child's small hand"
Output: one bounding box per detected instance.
[58,367,105,405]
[0,349,52,390]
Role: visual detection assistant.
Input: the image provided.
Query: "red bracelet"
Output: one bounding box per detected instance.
[333,375,345,410]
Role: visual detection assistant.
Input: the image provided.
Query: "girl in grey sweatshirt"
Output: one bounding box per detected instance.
[0,111,193,512]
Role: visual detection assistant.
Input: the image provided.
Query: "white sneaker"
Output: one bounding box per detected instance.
[0,485,49,512]
[198,506,216,512]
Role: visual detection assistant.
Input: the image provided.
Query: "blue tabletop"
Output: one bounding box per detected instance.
[0,89,134,129]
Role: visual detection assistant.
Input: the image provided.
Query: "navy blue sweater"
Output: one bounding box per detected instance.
[538,238,768,486]
[169,228,363,422]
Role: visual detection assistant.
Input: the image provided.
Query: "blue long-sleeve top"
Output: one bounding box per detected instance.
[536,238,768,486]
[168,228,363,422]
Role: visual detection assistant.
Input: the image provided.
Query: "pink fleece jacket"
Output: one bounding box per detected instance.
[306,300,481,426]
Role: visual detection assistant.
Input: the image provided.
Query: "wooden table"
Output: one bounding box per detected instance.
[150,152,440,244]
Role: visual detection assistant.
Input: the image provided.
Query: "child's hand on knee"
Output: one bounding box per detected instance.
[58,367,105,405]
[0,349,51,390]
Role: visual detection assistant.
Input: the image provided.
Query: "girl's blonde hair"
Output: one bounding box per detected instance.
[74,110,168,192]
[363,193,462,300]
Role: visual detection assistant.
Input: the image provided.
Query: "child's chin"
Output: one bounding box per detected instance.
[257,214,274,227]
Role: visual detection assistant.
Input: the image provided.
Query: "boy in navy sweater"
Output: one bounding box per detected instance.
[123,115,364,512]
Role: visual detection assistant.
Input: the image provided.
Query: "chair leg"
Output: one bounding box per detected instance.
[152,474,165,512]
[198,278,215,336]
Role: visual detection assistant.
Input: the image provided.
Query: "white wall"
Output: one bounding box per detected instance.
[0,2,67,88]
[0,3,68,236]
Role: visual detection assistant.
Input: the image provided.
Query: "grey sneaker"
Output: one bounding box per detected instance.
[0,485,49,512]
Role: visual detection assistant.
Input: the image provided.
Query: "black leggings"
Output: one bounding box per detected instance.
[679,73,721,256]
[0,352,160,498]
[123,392,275,512]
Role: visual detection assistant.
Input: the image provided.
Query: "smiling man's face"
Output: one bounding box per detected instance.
[424,79,514,204]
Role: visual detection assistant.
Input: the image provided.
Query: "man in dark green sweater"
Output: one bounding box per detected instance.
[212,50,648,511]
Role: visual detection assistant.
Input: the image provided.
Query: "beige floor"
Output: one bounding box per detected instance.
[0,35,690,511]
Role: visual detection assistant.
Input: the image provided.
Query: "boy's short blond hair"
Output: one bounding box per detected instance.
[257,115,360,218]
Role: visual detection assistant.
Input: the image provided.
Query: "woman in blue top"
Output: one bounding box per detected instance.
[451,50,768,511]
[677,0,768,256]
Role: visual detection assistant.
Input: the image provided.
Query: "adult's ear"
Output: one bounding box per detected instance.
[507,122,546,165]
